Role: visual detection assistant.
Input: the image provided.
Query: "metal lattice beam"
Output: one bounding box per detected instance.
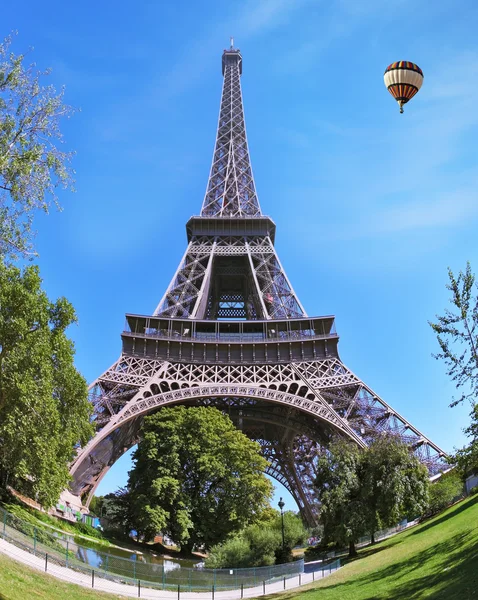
[201,48,260,217]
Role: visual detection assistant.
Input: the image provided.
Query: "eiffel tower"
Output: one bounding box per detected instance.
[68,42,446,525]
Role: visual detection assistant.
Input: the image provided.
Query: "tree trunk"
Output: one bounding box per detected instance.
[348,539,357,558]
[180,540,194,556]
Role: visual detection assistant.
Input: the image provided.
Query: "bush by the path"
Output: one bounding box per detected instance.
[205,512,307,568]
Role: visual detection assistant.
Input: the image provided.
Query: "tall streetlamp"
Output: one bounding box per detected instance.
[278,497,285,551]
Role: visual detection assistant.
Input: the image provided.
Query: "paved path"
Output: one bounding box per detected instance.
[0,537,338,599]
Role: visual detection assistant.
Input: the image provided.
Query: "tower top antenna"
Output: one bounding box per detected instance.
[230,36,234,49]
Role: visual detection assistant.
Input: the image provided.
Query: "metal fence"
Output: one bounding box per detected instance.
[0,506,340,592]
[310,520,416,562]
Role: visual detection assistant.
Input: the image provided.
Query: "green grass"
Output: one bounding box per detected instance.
[0,553,123,600]
[263,494,478,600]
[2,503,112,547]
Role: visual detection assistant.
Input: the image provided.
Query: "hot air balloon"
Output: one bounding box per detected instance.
[384,61,424,113]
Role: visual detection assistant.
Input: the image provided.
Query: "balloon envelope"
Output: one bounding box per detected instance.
[384,61,423,112]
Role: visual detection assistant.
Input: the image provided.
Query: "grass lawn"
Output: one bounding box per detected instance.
[263,494,478,600]
[0,552,123,600]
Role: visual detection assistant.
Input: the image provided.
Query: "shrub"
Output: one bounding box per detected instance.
[206,524,281,568]
[205,515,307,568]
[244,525,281,566]
[205,537,251,568]
[73,521,103,539]
[427,471,463,516]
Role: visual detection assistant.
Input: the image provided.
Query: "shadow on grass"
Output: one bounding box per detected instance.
[358,530,472,586]
[262,498,478,600]
[266,528,477,600]
[340,537,402,567]
[323,531,475,600]
[411,494,478,537]
[365,529,478,600]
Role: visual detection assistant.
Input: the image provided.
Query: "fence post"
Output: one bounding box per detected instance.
[92,570,95,588]
[177,584,180,600]
[263,580,265,595]
[162,565,165,589]
[45,553,48,572]
[33,526,37,556]
[104,554,108,575]
[299,573,301,586]
[212,584,215,600]
[313,570,315,582]
[3,509,6,538]
[241,583,244,598]
[65,540,69,567]
[133,557,136,581]
[138,579,141,598]
[283,576,286,590]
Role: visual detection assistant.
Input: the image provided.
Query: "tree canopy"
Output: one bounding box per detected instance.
[315,440,365,557]
[0,34,74,257]
[315,437,429,556]
[360,436,429,542]
[125,406,273,550]
[0,260,92,505]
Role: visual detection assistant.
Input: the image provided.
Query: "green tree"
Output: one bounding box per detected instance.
[97,488,133,538]
[360,436,429,542]
[429,262,478,408]
[315,440,365,557]
[0,34,74,257]
[453,404,478,478]
[0,260,92,505]
[126,406,273,551]
[88,495,104,517]
[427,470,463,516]
[315,437,429,556]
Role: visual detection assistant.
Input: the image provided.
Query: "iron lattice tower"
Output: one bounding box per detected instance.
[69,45,446,525]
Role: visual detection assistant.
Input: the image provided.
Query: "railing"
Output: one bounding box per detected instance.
[0,506,340,592]
[124,317,337,346]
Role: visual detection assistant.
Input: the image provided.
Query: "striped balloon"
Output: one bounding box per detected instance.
[384,61,424,113]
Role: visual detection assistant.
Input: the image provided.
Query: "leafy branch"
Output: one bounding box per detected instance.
[0,33,75,258]
[429,262,478,407]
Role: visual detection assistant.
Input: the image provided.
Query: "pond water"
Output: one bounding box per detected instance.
[64,534,201,575]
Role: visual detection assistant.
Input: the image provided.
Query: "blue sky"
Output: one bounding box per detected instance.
[4,0,478,510]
